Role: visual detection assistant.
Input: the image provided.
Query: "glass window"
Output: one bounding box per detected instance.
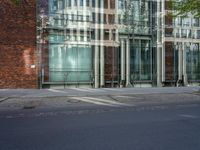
[74,0,77,6]
[86,0,90,7]
[181,29,187,38]
[80,0,83,6]
[110,0,115,9]
[67,0,71,7]
[92,13,95,23]
[186,43,200,80]
[193,18,199,27]
[98,0,101,8]
[104,0,108,9]
[92,0,95,7]
[130,40,152,81]
[182,18,191,27]
[49,45,92,82]
[197,30,200,39]
[118,0,124,9]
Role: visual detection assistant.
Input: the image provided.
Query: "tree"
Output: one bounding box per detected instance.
[172,0,200,17]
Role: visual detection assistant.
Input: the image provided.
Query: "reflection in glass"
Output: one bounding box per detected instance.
[49,45,92,82]
[130,40,152,81]
[186,43,200,80]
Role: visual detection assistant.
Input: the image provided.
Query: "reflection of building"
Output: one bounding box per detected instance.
[40,0,157,88]
[0,0,199,88]
[164,0,200,86]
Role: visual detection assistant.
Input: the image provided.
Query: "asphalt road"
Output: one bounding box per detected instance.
[0,98,200,150]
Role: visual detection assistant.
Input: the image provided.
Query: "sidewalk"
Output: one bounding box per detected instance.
[0,87,200,98]
[0,87,200,112]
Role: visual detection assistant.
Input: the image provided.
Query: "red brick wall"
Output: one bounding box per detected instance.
[165,42,174,81]
[0,0,38,88]
[104,47,119,87]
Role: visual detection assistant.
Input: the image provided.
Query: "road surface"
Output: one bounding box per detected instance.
[0,94,200,150]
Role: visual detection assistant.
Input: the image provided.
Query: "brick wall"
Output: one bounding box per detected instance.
[0,0,38,88]
[104,47,119,87]
[165,42,174,81]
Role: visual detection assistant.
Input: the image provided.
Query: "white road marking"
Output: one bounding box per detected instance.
[179,114,198,119]
[71,88,93,92]
[83,88,105,92]
[72,97,115,106]
[104,88,123,91]
[115,95,143,99]
[84,97,129,106]
[48,89,68,94]
[115,96,132,98]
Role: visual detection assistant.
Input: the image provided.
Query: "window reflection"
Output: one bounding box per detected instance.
[130,40,152,81]
[186,43,200,80]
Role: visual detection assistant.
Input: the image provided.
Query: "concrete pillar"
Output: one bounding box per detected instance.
[126,39,130,86]
[121,39,125,84]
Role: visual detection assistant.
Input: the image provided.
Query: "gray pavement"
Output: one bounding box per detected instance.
[0,87,200,112]
[0,86,200,98]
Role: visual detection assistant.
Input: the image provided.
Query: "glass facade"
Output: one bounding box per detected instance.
[45,0,93,84]
[186,43,200,81]
[37,0,200,88]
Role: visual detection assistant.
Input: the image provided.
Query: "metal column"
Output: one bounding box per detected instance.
[156,0,162,87]
[100,1,105,87]
[94,4,99,88]
[182,43,188,85]
[121,39,125,85]
[126,39,130,86]
[100,46,104,87]
[178,44,183,80]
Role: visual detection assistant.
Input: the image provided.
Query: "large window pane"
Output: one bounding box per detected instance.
[130,40,152,81]
[49,45,92,82]
[186,43,200,80]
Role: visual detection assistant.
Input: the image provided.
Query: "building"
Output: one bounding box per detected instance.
[0,0,199,89]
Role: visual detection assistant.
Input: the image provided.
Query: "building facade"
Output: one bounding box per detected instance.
[0,0,199,88]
